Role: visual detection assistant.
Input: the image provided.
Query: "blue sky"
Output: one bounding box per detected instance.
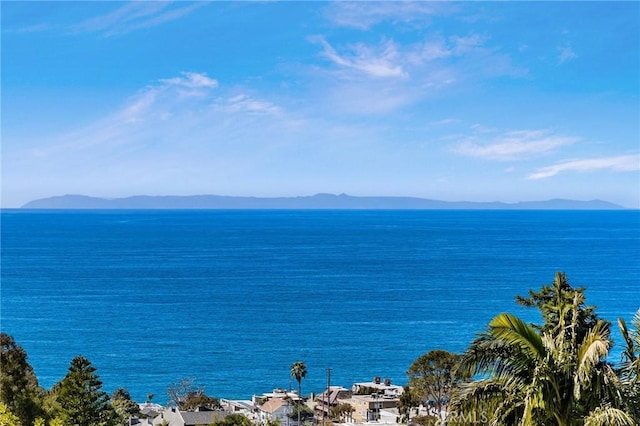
[2,1,639,208]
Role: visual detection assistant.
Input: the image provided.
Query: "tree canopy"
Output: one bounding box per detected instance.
[0,333,44,425]
[407,349,465,418]
[450,272,638,425]
[55,355,117,426]
[111,387,140,425]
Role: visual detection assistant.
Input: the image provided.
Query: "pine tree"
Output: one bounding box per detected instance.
[56,355,116,426]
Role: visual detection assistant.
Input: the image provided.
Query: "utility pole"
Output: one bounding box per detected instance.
[324,368,332,426]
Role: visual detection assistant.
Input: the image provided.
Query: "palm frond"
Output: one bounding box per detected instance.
[583,406,636,426]
[575,320,611,399]
[617,310,640,385]
[450,379,522,425]
[632,309,640,345]
[489,313,546,360]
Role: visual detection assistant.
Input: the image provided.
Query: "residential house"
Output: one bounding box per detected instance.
[351,377,403,398]
[314,386,351,421]
[347,393,400,423]
[221,399,256,417]
[332,378,403,423]
[254,389,302,426]
[152,407,230,426]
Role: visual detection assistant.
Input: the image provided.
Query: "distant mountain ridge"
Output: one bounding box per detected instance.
[20,193,625,210]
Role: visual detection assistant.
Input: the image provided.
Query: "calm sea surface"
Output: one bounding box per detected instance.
[1,210,639,403]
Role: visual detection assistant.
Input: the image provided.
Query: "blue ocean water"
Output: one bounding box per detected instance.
[1,210,639,404]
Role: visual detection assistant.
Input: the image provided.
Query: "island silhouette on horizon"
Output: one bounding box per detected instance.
[20,193,625,210]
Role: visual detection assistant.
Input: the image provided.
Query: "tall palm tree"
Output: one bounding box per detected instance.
[617,309,640,421]
[618,309,640,385]
[451,274,635,425]
[290,361,307,426]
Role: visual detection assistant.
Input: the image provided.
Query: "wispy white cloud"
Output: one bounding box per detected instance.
[324,2,453,30]
[6,70,365,202]
[310,36,407,78]
[427,118,460,126]
[406,38,452,63]
[528,154,640,179]
[453,129,580,161]
[304,28,526,117]
[114,71,219,123]
[8,2,204,37]
[558,43,577,64]
[160,72,218,89]
[218,95,281,115]
[449,34,486,54]
[72,1,205,37]
[25,71,283,159]
[321,82,416,115]
[311,29,526,93]
[10,23,53,34]
[158,71,219,99]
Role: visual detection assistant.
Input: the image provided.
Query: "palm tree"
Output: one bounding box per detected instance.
[290,361,307,426]
[618,309,640,384]
[450,273,635,425]
[617,309,640,421]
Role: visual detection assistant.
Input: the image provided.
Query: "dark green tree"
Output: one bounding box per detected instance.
[56,355,117,426]
[0,333,45,425]
[290,361,307,425]
[329,402,354,422]
[288,403,315,422]
[111,388,140,425]
[406,349,464,418]
[516,272,601,341]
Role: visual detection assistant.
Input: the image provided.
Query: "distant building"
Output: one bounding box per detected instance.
[314,386,352,420]
[152,407,230,426]
[347,393,400,423]
[221,399,256,415]
[254,389,303,426]
[351,377,403,397]
[334,377,403,423]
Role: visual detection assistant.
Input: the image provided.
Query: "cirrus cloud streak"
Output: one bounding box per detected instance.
[453,129,580,161]
[528,154,640,179]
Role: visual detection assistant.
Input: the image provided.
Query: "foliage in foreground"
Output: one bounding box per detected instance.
[0,334,44,425]
[449,272,639,425]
